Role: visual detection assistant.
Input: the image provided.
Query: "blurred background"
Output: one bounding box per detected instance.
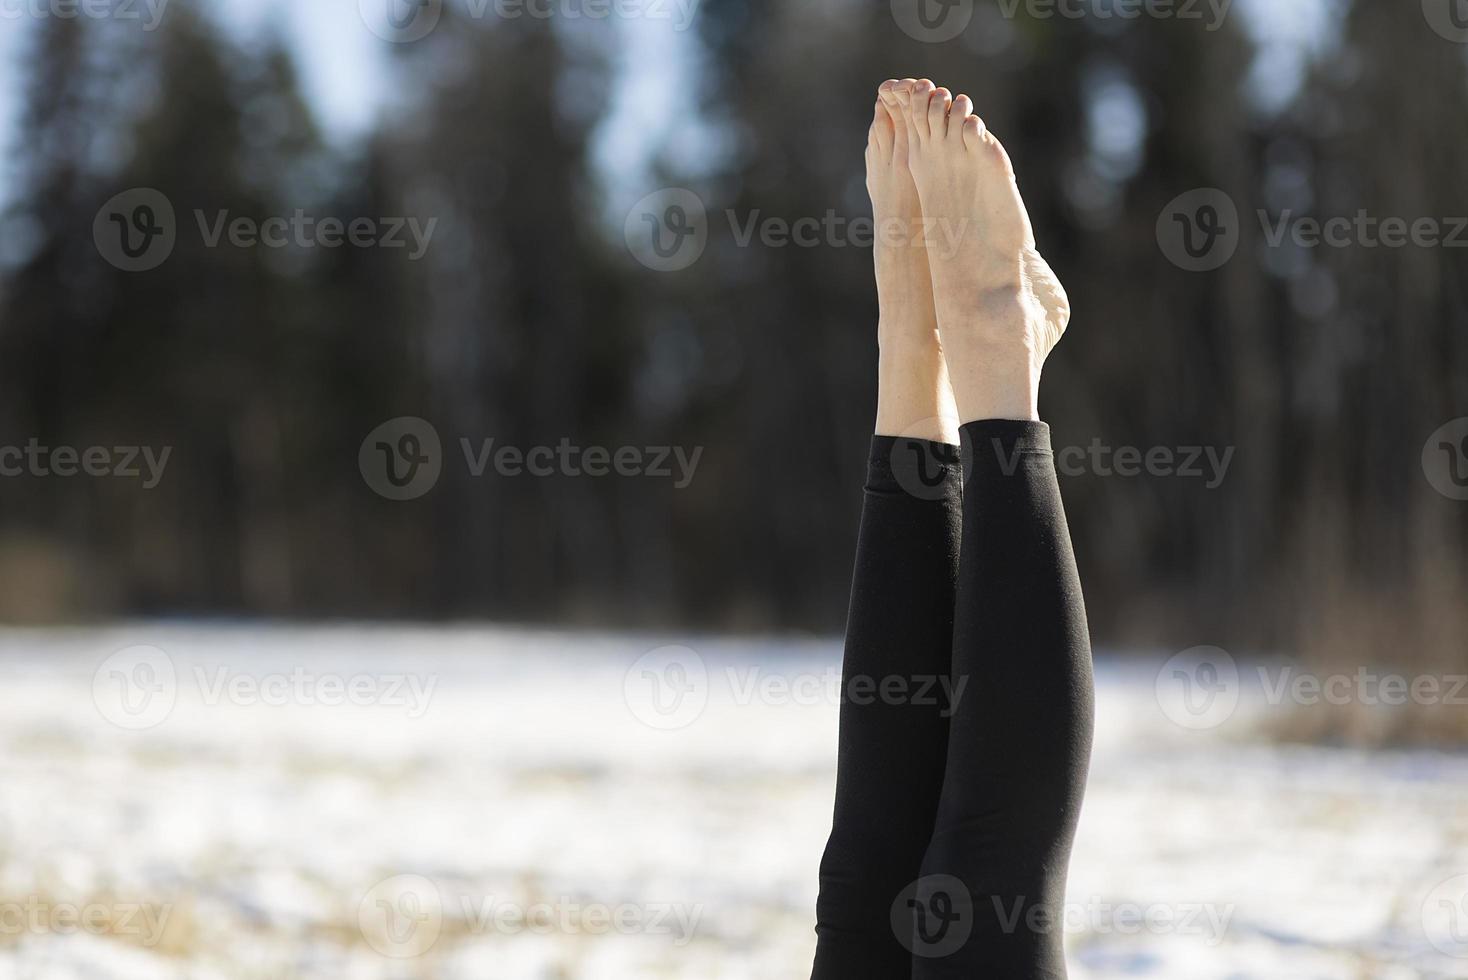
[0,0,1466,977]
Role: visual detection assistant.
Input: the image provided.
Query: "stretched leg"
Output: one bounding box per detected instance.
[811,80,963,980]
[896,79,1094,978]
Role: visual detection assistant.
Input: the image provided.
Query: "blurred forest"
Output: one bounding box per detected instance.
[0,0,1464,670]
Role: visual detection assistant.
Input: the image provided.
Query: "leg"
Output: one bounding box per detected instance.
[810,80,962,979]
[896,80,1094,978]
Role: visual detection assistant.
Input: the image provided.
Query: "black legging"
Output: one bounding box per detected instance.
[813,420,1094,980]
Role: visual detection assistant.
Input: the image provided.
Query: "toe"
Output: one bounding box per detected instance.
[877,87,908,154]
[960,112,986,150]
[870,100,893,156]
[950,94,973,141]
[909,78,935,140]
[929,86,953,139]
[988,133,1017,178]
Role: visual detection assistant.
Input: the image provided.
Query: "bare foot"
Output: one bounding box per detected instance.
[867,79,958,444]
[893,79,1070,423]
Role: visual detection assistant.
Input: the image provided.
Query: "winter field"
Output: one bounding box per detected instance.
[1,624,1466,979]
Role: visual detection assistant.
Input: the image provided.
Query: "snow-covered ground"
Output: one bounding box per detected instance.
[0,625,1465,979]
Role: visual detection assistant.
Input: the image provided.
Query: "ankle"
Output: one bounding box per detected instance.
[948,347,1042,424]
[875,345,960,443]
[876,318,942,360]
